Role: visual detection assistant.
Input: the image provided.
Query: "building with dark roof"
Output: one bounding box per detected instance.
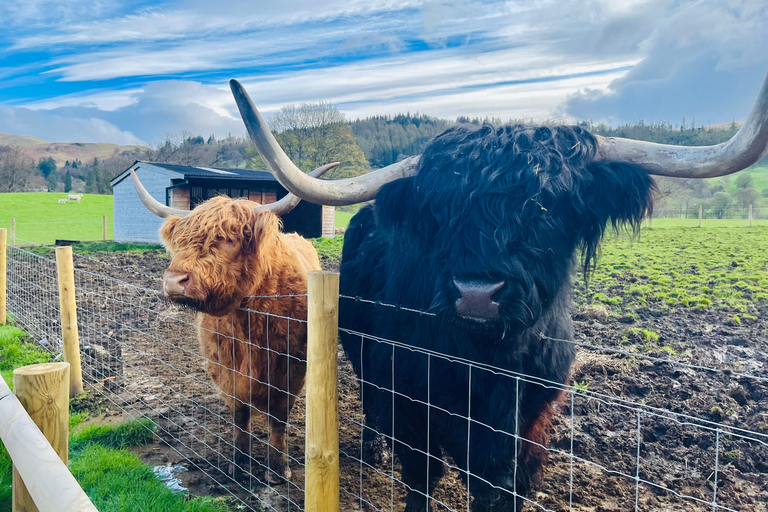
[110,161,334,243]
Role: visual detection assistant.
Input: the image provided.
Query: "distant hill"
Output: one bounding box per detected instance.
[0,133,147,166]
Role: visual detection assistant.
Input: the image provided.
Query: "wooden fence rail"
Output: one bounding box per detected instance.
[0,363,97,512]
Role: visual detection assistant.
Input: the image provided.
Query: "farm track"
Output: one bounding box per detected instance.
[9,239,768,512]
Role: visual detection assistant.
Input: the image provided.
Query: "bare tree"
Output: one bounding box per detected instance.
[0,145,35,192]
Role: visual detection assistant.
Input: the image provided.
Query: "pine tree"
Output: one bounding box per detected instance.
[47,171,58,191]
[64,170,73,192]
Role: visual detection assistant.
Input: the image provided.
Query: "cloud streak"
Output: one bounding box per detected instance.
[0,0,765,144]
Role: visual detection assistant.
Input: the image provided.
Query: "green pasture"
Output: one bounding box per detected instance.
[0,192,113,245]
[0,192,356,245]
[576,225,768,315]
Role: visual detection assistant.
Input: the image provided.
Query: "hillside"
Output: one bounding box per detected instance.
[0,133,147,167]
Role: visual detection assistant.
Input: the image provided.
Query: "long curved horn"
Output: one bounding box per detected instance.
[230,79,420,206]
[131,170,191,218]
[253,161,339,215]
[132,162,337,219]
[595,72,768,178]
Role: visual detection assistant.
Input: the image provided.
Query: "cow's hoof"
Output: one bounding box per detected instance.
[363,435,390,466]
[264,460,291,484]
[229,451,255,481]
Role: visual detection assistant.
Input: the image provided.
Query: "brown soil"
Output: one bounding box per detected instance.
[15,249,766,512]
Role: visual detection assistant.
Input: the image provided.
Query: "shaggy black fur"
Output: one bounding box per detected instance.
[339,124,655,511]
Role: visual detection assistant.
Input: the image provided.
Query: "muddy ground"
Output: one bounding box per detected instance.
[8,247,767,512]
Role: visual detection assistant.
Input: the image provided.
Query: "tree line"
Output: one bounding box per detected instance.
[0,107,765,205]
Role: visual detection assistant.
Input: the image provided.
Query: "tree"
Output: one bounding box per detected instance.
[270,102,369,180]
[47,171,58,192]
[38,157,56,177]
[85,169,98,194]
[735,187,758,208]
[735,173,753,189]
[64,170,73,192]
[711,191,732,219]
[0,145,35,192]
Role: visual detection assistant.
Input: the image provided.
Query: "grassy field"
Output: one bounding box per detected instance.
[0,192,357,245]
[0,192,113,245]
[575,225,768,315]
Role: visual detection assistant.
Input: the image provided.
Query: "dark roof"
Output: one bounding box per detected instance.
[148,162,277,181]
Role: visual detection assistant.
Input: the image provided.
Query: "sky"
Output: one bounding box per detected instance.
[0,0,766,146]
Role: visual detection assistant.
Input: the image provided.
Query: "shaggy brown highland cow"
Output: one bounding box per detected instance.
[131,166,332,483]
[159,197,320,482]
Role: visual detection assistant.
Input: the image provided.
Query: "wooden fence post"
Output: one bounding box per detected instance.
[749,204,753,227]
[0,228,6,325]
[698,205,703,227]
[12,363,71,512]
[305,271,340,512]
[55,247,83,397]
[11,217,16,246]
[102,216,107,241]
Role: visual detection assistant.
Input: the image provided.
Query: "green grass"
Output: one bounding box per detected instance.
[575,225,768,315]
[712,165,768,194]
[0,325,51,390]
[0,192,113,245]
[27,240,165,258]
[335,210,355,229]
[71,444,227,512]
[0,326,229,512]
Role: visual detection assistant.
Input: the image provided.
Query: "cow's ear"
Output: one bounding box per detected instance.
[574,161,655,269]
[247,210,280,252]
[159,216,181,247]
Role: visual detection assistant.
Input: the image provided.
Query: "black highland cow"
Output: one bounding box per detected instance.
[229,74,768,511]
[338,124,653,511]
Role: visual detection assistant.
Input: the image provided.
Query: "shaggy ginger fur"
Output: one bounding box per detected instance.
[160,196,320,482]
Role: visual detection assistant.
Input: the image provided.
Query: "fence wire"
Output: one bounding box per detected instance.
[6,242,312,512]
[5,239,767,512]
[334,297,768,512]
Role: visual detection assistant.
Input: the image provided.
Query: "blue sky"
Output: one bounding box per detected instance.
[0,0,766,145]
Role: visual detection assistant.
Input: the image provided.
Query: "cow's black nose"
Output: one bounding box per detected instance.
[453,279,506,320]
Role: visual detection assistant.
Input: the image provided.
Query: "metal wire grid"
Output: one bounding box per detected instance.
[650,207,768,220]
[5,244,312,512]
[5,242,767,511]
[334,300,768,512]
[6,246,61,350]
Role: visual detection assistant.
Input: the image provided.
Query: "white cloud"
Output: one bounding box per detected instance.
[0,105,142,144]
[562,0,768,124]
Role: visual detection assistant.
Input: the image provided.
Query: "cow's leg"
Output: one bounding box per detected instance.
[399,436,444,512]
[230,403,253,480]
[264,355,299,484]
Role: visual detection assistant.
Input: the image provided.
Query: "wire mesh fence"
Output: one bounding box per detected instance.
[4,237,768,512]
[332,293,768,512]
[650,206,767,220]
[5,239,312,511]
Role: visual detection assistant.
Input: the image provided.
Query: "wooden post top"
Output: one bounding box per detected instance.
[14,362,69,377]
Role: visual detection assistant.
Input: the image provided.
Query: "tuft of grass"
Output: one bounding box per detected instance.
[70,418,157,452]
[0,325,51,390]
[573,380,590,392]
[312,235,344,268]
[70,444,229,512]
